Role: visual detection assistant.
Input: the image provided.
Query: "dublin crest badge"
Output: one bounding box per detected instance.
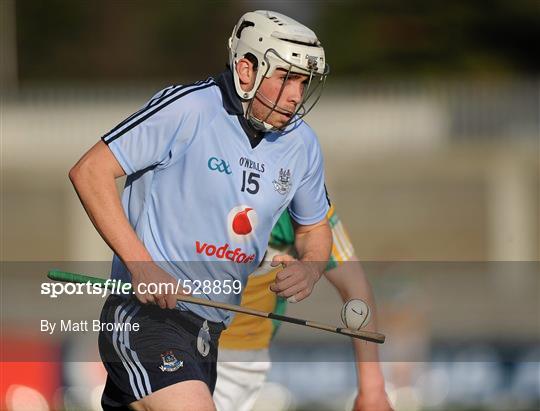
[273,168,291,195]
[159,350,183,372]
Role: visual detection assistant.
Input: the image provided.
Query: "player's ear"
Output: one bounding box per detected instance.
[236,58,256,91]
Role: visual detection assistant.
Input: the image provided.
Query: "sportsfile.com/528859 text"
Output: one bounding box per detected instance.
[40,279,242,298]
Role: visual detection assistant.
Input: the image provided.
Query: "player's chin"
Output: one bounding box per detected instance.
[269,113,291,128]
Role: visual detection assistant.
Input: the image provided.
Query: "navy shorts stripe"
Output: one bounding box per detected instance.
[112,302,145,399]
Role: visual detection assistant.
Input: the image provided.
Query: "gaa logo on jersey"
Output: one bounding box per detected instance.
[227,205,258,242]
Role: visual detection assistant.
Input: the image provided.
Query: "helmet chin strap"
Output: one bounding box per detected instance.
[244,90,292,132]
[248,115,276,132]
[242,96,277,132]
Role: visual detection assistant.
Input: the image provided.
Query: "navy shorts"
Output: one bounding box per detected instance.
[98,294,225,409]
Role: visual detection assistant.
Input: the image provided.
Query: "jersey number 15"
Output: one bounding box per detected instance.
[241,171,260,194]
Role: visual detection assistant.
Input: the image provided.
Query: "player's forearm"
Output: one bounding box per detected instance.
[294,220,332,274]
[353,339,386,389]
[324,259,387,391]
[325,259,378,330]
[69,160,152,266]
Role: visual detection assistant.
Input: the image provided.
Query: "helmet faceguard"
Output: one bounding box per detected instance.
[228,10,329,131]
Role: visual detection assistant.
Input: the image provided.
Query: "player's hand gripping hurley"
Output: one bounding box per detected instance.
[47,269,385,344]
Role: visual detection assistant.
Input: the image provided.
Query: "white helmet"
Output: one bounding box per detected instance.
[228,10,329,130]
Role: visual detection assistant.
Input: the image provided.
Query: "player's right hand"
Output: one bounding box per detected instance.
[128,262,189,309]
[269,254,321,303]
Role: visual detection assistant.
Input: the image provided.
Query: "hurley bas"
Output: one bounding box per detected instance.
[40,319,139,335]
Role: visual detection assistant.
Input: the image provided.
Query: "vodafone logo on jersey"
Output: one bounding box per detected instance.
[193,205,258,264]
[227,205,258,242]
[194,241,255,264]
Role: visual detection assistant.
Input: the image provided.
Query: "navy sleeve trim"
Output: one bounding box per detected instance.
[101,79,216,145]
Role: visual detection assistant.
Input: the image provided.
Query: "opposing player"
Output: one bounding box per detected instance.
[69,10,333,411]
[214,207,394,411]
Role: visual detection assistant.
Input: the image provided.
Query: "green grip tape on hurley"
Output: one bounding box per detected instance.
[47,269,132,291]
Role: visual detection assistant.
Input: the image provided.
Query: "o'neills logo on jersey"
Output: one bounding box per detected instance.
[195,241,256,263]
[227,206,258,242]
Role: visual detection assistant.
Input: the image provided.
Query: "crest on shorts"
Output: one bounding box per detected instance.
[273,168,291,195]
[159,350,183,372]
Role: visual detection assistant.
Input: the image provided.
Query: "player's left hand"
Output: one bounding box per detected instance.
[269,254,322,302]
[353,390,394,411]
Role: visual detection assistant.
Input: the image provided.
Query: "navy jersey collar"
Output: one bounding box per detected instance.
[214,69,243,116]
[214,69,265,148]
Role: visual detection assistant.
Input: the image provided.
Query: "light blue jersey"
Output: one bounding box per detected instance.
[101,71,329,324]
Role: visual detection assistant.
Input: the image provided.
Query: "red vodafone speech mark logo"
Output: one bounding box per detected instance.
[228,206,258,242]
[232,207,253,235]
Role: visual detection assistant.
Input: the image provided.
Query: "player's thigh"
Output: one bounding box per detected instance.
[130,380,216,411]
